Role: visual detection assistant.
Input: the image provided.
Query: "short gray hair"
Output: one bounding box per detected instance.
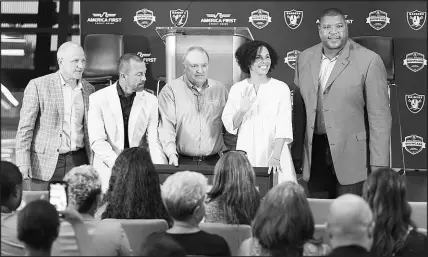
[161,171,208,221]
[182,46,210,64]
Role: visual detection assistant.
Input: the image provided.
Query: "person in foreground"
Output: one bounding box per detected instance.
[294,8,392,198]
[1,161,26,256]
[205,151,261,224]
[363,168,428,256]
[89,53,166,192]
[158,46,231,166]
[238,181,330,256]
[15,41,95,191]
[222,40,296,183]
[51,165,132,256]
[100,147,171,224]
[17,200,94,256]
[140,232,186,257]
[154,170,231,256]
[326,194,375,257]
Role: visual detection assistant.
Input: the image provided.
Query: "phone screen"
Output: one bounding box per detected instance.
[48,182,68,213]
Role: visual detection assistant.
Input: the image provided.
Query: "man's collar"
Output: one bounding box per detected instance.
[116,82,135,98]
[59,71,82,90]
[182,75,209,91]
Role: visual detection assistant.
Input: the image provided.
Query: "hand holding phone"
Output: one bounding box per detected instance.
[48,181,68,216]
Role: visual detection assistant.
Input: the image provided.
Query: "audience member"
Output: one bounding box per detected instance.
[100,147,171,224]
[158,46,232,166]
[238,181,330,256]
[326,194,374,257]
[363,168,428,256]
[17,200,94,256]
[1,161,25,256]
[154,171,231,256]
[205,151,261,224]
[51,165,132,256]
[140,232,186,256]
[15,41,95,191]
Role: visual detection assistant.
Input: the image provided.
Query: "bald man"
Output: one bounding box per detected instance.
[15,41,95,190]
[326,194,375,256]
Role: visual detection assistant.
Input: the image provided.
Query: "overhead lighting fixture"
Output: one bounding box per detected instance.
[1,49,25,56]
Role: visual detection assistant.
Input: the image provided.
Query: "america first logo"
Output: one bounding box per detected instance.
[406,93,425,114]
[249,9,272,29]
[402,135,426,155]
[284,10,303,29]
[170,9,188,27]
[134,9,156,28]
[407,10,426,30]
[201,13,237,26]
[366,10,390,30]
[284,50,300,70]
[88,12,122,24]
[403,52,427,72]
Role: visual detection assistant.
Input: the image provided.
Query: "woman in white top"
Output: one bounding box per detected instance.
[222,40,296,183]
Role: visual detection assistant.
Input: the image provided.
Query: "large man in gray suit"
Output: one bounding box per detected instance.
[294,8,391,198]
[15,41,95,190]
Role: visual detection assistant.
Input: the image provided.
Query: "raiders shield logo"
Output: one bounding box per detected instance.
[284,50,300,70]
[407,10,426,30]
[284,10,303,29]
[402,135,426,155]
[403,52,427,72]
[170,9,188,27]
[249,9,272,29]
[134,9,156,28]
[366,10,390,30]
[406,93,425,114]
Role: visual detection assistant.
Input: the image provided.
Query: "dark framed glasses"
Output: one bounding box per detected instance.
[219,150,247,157]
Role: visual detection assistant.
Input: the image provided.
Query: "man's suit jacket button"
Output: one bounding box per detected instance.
[330,143,335,146]
[311,126,314,129]
[60,134,62,137]
[57,149,59,152]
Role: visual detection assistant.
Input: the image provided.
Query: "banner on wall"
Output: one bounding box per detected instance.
[80,1,427,171]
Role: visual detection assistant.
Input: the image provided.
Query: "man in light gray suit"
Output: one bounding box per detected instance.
[15,41,95,190]
[294,8,392,198]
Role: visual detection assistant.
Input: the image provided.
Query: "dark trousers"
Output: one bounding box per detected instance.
[308,134,363,199]
[26,148,89,191]
[178,154,220,166]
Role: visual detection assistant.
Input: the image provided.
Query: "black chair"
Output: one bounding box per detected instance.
[352,36,405,173]
[83,34,124,90]
[352,36,394,82]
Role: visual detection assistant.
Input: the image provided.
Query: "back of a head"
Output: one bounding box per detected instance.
[363,168,414,256]
[102,147,169,221]
[0,161,23,210]
[141,232,186,256]
[17,200,60,253]
[326,194,374,251]
[252,181,315,256]
[208,152,260,224]
[161,170,208,221]
[63,165,102,214]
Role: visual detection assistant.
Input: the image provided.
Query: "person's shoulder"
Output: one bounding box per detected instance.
[349,39,378,60]
[90,84,112,98]
[81,79,95,92]
[303,242,332,256]
[270,78,291,93]
[229,79,248,92]
[208,78,227,89]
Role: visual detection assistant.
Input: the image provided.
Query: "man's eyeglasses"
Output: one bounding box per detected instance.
[219,150,247,157]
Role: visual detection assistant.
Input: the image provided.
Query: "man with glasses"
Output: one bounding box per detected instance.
[158,46,231,166]
[294,8,391,199]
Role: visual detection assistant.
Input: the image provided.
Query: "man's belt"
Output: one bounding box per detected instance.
[59,148,85,157]
[179,153,219,162]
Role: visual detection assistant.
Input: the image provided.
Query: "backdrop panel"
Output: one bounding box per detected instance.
[81,1,427,171]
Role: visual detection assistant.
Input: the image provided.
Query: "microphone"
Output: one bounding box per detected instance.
[172,0,195,28]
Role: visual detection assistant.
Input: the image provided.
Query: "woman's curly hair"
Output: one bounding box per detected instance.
[101,147,171,225]
[234,40,279,74]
